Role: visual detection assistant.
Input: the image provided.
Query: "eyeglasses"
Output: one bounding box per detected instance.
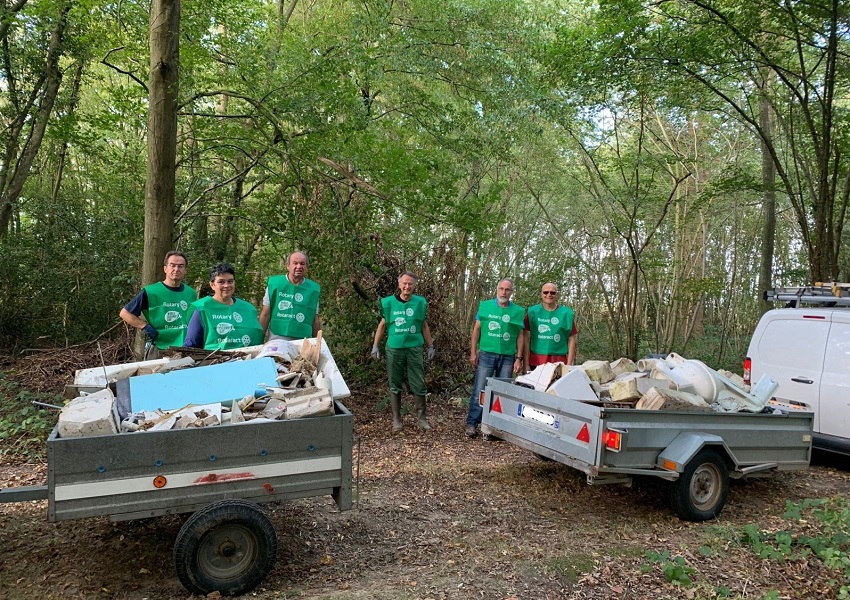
[542,291,557,295]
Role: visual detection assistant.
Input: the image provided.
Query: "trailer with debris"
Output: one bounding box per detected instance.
[0,337,353,597]
[481,367,814,522]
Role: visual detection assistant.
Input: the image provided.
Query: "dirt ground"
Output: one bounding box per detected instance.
[1,388,849,600]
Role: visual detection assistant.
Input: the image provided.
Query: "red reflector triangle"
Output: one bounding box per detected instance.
[493,396,503,413]
[577,423,590,443]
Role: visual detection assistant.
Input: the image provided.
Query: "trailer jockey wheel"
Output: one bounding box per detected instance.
[669,449,729,522]
[173,499,278,596]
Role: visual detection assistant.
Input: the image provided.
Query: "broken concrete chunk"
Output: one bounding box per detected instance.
[517,362,566,392]
[609,358,637,376]
[58,388,118,438]
[581,360,615,384]
[718,369,748,391]
[286,388,334,419]
[636,377,671,394]
[609,378,641,401]
[635,387,713,411]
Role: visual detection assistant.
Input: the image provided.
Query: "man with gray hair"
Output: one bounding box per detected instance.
[371,271,435,431]
[523,282,577,371]
[465,278,526,437]
[259,251,321,341]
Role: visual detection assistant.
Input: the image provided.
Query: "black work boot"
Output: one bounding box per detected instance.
[389,392,403,431]
[413,394,431,431]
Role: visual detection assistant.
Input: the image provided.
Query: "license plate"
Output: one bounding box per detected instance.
[517,403,560,430]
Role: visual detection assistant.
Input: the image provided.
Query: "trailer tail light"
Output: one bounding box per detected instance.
[492,396,503,413]
[743,357,752,385]
[576,423,590,443]
[602,430,622,451]
[479,390,486,406]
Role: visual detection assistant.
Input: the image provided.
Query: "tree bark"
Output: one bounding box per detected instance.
[758,77,776,311]
[0,4,70,235]
[142,0,180,286]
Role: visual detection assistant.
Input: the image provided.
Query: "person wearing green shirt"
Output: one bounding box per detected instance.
[119,251,198,359]
[465,278,526,438]
[371,272,434,432]
[523,282,578,371]
[184,262,264,350]
[259,251,321,341]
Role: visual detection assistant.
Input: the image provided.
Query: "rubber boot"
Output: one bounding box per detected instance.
[413,394,431,431]
[389,392,403,431]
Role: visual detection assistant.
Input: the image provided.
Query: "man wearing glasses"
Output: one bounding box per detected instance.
[465,278,526,438]
[119,251,198,358]
[523,282,577,372]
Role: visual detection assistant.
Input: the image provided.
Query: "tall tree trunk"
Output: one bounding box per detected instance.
[0,4,70,235]
[142,0,180,286]
[758,80,776,308]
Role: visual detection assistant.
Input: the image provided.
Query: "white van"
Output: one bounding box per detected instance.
[745,301,850,456]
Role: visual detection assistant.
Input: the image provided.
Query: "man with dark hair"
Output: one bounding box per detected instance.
[119,251,197,358]
[465,278,526,438]
[371,271,435,431]
[184,262,264,350]
[259,251,321,341]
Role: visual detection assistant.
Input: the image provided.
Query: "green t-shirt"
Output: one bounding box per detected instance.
[527,304,574,355]
[266,275,320,339]
[381,294,427,349]
[477,299,525,355]
[143,282,198,349]
[192,296,264,350]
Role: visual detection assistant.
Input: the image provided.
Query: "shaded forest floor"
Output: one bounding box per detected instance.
[1,356,849,599]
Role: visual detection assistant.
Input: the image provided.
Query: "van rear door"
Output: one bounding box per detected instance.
[749,310,829,433]
[819,313,850,440]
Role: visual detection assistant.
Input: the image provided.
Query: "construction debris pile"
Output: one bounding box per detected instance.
[515,353,778,413]
[56,334,344,439]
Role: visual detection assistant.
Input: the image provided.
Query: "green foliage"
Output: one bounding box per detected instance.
[736,499,850,598]
[0,375,57,459]
[642,549,696,586]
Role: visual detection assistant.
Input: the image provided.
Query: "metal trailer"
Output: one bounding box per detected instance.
[480,378,814,521]
[0,399,354,596]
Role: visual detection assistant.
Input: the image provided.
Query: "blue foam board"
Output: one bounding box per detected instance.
[129,357,279,413]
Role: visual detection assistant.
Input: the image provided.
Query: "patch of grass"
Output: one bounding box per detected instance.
[0,373,58,459]
[543,553,595,583]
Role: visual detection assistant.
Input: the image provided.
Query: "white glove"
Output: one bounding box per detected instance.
[371,344,380,359]
[427,345,435,361]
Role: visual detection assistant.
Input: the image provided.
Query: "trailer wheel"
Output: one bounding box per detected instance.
[669,449,729,522]
[173,499,277,596]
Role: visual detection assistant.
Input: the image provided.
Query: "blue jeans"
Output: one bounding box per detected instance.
[466,351,514,426]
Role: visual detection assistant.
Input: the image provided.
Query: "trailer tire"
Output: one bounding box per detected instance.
[669,449,729,522]
[173,499,277,596]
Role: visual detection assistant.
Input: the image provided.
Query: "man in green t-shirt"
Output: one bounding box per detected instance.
[523,282,578,372]
[371,272,435,432]
[119,251,198,359]
[259,251,321,341]
[465,278,526,438]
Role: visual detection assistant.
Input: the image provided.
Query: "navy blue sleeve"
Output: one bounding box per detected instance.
[123,289,148,315]
[184,311,204,348]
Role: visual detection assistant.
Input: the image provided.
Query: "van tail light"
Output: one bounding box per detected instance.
[743,357,752,385]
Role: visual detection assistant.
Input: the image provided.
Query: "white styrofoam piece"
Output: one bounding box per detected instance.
[516,362,562,391]
[545,368,599,401]
[74,359,170,386]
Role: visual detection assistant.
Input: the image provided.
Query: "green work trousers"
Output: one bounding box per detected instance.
[385,346,426,396]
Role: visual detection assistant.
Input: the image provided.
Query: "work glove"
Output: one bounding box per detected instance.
[370,344,380,359]
[427,345,435,361]
[143,323,159,340]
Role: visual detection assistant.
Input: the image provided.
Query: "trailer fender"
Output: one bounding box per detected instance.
[657,433,733,474]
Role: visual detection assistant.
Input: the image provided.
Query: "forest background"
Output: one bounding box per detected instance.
[1,0,848,384]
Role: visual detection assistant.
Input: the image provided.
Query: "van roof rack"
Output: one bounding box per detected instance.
[764,282,850,307]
